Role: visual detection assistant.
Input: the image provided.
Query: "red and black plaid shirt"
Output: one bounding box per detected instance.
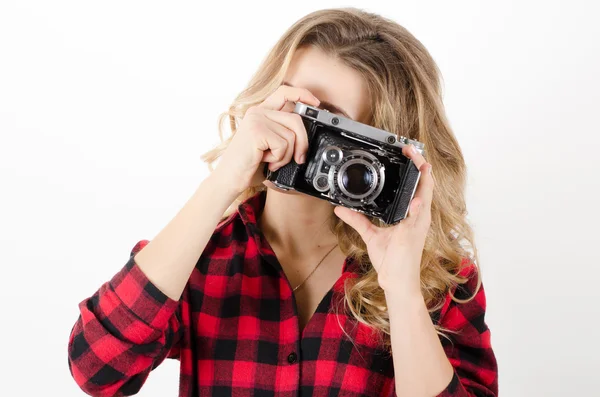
[68,191,498,397]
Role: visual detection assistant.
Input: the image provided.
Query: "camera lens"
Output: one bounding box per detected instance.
[334,152,384,205]
[341,163,374,196]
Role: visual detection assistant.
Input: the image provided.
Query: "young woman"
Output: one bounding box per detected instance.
[68,7,498,397]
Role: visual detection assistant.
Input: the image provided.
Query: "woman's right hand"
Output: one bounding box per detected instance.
[212,85,321,195]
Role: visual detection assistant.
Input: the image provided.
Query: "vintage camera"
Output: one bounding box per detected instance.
[263,102,425,225]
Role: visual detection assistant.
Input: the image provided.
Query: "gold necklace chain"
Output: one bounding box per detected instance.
[292,243,339,292]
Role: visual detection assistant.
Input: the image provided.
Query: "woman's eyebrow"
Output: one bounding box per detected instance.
[281,81,352,119]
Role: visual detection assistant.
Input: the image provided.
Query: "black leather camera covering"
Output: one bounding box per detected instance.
[266,159,302,187]
[386,159,420,224]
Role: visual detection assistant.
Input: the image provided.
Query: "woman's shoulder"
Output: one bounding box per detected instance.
[435,257,487,325]
[453,257,482,299]
[426,257,482,318]
[214,210,241,233]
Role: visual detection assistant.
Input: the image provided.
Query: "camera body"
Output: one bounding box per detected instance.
[263,102,425,225]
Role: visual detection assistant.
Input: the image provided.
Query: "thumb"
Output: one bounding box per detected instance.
[334,206,376,244]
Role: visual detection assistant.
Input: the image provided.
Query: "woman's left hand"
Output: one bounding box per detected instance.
[334,144,434,297]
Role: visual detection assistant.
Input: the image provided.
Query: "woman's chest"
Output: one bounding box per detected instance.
[179,261,396,396]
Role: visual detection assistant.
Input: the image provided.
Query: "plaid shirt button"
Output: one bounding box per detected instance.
[287,352,298,364]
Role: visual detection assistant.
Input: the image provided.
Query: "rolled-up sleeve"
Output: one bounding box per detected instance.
[67,239,184,397]
[434,263,498,397]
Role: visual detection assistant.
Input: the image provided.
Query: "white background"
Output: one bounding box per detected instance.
[1,1,598,396]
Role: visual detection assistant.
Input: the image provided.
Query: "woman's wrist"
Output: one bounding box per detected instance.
[192,172,241,214]
[205,169,243,199]
[382,283,424,305]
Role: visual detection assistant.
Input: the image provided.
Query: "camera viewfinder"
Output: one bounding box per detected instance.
[305,108,319,118]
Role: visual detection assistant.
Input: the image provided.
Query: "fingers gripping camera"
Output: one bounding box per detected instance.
[264,102,425,225]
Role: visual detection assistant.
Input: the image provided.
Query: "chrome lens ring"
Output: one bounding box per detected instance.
[336,158,378,200]
[327,150,385,206]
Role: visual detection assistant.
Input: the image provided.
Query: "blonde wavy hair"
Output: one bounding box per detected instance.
[201,7,481,350]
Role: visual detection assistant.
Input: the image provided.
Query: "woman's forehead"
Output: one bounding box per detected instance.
[283,46,371,123]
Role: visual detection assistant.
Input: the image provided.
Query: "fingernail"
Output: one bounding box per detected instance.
[410,144,417,155]
[299,154,306,164]
[428,165,433,175]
